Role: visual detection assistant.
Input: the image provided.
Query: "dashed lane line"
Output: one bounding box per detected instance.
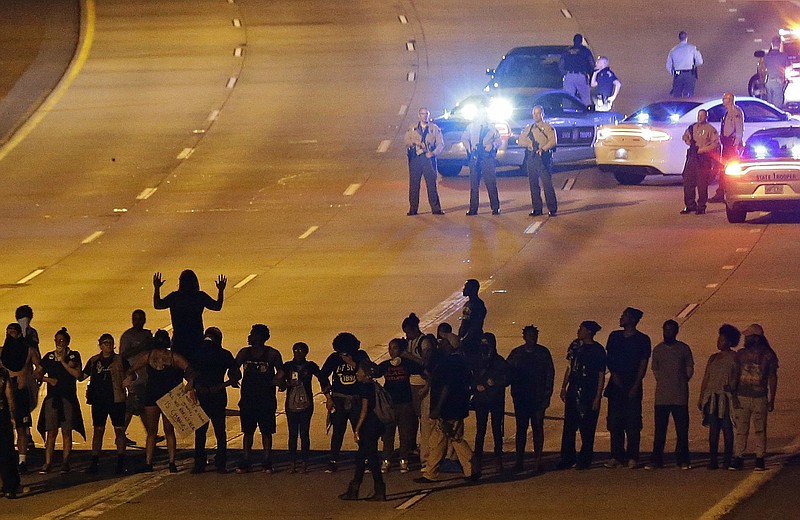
[233,274,257,289]
[398,15,408,24]
[81,231,104,244]
[16,269,45,285]
[343,183,361,196]
[376,139,391,153]
[396,491,430,510]
[524,221,543,234]
[298,226,319,239]
[136,187,157,200]
[676,303,699,319]
[562,177,576,190]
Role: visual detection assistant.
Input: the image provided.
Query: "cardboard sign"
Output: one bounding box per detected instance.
[156,383,209,438]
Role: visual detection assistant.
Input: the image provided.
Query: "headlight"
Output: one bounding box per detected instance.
[487,98,513,121]
[725,162,744,176]
[753,145,768,159]
[596,128,612,140]
[460,103,478,121]
[635,113,650,123]
[642,129,671,142]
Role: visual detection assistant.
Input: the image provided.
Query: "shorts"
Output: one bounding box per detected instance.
[42,397,76,432]
[12,388,32,427]
[240,408,276,435]
[91,402,126,428]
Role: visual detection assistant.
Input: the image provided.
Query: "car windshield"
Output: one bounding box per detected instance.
[494,52,564,89]
[743,127,800,159]
[624,102,701,123]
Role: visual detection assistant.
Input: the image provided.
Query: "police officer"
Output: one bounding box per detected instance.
[681,109,720,215]
[667,31,704,98]
[560,34,595,108]
[709,92,744,203]
[461,107,501,215]
[403,107,445,216]
[590,56,622,111]
[518,106,558,217]
[763,36,790,108]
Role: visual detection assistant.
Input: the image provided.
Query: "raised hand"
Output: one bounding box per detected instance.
[153,272,165,288]
[216,275,227,291]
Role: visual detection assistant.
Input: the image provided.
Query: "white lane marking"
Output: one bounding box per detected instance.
[343,183,361,196]
[560,8,572,18]
[16,269,45,285]
[288,139,318,144]
[232,18,241,27]
[706,283,719,288]
[226,76,237,88]
[227,0,234,3]
[524,221,543,234]
[398,104,408,115]
[298,226,319,239]
[407,71,416,81]
[81,231,104,244]
[750,228,762,233]
[192,129,206,134]
[396,492,430,510]
[746,29,755,33]
[233,274,257,289]
[234,47,243,57]
[398,15,408,24]
[406,41,415,51]
[754,38,763,43]
[738,18,746,22]
[676,303,699,319]
[376,140,391,153]
[728,7,737,12]
[722,265,735,270]
[208,110,220,121]
[136,187,157,200]
[113,208,127,213]
[177,148,194,160]
[736,247,749,253]
[697,466,783,520]
[562,177,576,190]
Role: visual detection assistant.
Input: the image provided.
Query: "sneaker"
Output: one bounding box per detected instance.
[755,458,766,471]
[60,462,71,474]
[381,459,390,474]
[324,461,337,473]
[680,208,694,215]
[18,462,27,475]
[38,464,51,475]
[262,462,273,474]
[413,476,437,484]
[399,459,409,473]
[728,457,744,471]
[680,463,692,470]
[604,459,622,469]
[85,460,99,474]
[235,464,251,474]
[168,463,178,474]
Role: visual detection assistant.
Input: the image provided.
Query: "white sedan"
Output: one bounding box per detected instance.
[594,97,797,184]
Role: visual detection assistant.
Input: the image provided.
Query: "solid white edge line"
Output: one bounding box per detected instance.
[177,148,194,160]
[376,140,391,153]
[676,303,699,319]
[233,274,257,289]
[81,231,104,244]
[399,104,408,115]
[524,221,543,234]
[298,226,319,239]
[396,492,430,510]
[398,15,408,24]
[16,269,45,285]
[343,183,361,196]
[136,187,157,200]
[226,77,237,88]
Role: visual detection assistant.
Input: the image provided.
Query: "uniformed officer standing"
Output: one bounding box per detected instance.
[403,107,445,216]
[709,92,744,203]
[560,34,595,108]
[518,106,558,217]
[590,56,622,111]
[681,109,720,215]
[461,107,502,215]
[763,36,790,108]
[666,31,704,98]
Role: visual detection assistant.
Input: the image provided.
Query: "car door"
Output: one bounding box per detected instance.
[739,100,791,140]
[537,92,595,148]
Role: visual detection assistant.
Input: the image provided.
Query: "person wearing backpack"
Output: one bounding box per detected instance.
[283,342,325,473]
[378,338,424,474]
[339,362,386,501]
[402,313,436,468]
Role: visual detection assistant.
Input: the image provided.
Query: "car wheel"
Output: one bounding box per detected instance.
[613,171,646,185]
[726,204,747,223]
[748,74,766,100]
[437,161,463,177]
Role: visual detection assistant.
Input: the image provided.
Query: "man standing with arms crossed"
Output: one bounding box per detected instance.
[709,92,744,203]
[518,106,558,217]
[667,31,704,98]
[404,108,445,216]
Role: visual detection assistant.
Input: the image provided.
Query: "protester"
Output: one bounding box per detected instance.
[283,342,324,473]
[0,361,20,498]
[401,313,436,469]
[471,332,509,473]
[1,323,40,474]
[119,309,153,445]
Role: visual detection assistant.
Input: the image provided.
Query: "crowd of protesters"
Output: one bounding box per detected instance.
[0,272,779,501]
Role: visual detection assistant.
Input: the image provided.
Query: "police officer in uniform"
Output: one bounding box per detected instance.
[681,109,720,215]
[518,106,558,217]
[709,92,744,203]
[667,31,704,98]
[403,107,445,216]
[560,34,595,108]
[763,36,790,108]
[461,107,501,215]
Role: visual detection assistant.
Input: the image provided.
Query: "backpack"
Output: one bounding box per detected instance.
[373,382,394,424]
[286,382,311,413]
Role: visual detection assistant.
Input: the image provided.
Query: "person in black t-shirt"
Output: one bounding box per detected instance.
[377,338,423,473]
[0,366,21,498]
[603,307,651,469]
[192,327,239,474]
[283,342,325,473]
[471,333,509,473]
[234,324,284,473]
[320,332,370,473]
[153,270,226,363]
[458,279,487,363]
[339,362,385,501]
[82,334,130,475]
[590,56,622,111]
[558,321,606,470]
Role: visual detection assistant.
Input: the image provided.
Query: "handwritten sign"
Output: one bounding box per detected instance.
[156,384,209,438]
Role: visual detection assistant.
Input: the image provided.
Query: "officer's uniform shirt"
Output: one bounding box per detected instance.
[721,104,745,147]
[518,121,557,152]
[682,121,720,154]
[666,42,703,73]
[559,45,594,75]
[763,49,791,82]
[594,67,619,98]
[404,122,445,157]
[461,122,501,154]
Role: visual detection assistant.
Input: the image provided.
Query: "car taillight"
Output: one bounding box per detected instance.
[725,162,745,176]
[494,122,511,137]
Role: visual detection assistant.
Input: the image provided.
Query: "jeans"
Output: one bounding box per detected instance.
[707,412,733,461]
[650,404,690,465]
[287,408,313,461]
[560,396,599,467]
[515,405,545,461]
[194,393,227,469]
[329,395,361,462]
[607,397,643,463]
[382,402,416,460]
[474,398,505,458]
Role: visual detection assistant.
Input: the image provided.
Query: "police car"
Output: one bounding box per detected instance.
[724,126,800,223]
[594,97,796,185]
[434,90,623,177]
